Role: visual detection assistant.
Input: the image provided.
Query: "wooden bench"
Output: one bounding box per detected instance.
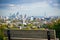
[4,29,56,40]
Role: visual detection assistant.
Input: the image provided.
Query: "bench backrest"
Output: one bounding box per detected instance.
[4,29,56,39]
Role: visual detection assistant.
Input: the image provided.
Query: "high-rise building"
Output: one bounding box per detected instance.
[23,14,27,25]
[30,16,34,21]
[15,12,19,19]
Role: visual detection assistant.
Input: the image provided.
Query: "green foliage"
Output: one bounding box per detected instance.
[46,19,60,39]
[22,27,31,30]
[0,24,4,40]
[18,24,22,26]
[42,24,48,28]
[41,19,60,39]
[52,19,60,38]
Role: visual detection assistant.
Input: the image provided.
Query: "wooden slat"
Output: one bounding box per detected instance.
[4,29,56,39]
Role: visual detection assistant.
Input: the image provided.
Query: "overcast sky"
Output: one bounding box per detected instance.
[0,0,60,17]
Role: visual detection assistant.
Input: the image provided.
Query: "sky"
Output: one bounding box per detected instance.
[0,0,60,17]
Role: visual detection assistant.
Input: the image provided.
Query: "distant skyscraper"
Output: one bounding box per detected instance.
[20,14,23,20]
[30,16,34,21]
[24,14,26,18]
[15,12,19,19]
[9,13,16,19]
[0,16,2,19]
[44,12,47,18]
[16,12,19,16]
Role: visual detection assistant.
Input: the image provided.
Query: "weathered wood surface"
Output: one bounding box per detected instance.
[4,29,56,40]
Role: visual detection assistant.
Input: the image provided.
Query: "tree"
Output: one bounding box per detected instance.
[42,19,60,39]
[0,24,4,40]
[46,19,60,39]
[52,19,60,39]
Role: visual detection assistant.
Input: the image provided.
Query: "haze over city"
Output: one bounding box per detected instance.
[0,0,60,17]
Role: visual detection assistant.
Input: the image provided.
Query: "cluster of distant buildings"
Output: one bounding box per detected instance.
[0,12,60,29]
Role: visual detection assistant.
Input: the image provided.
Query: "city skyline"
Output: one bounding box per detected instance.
[0,0,60,17]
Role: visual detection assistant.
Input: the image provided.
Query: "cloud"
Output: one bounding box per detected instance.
[47,0,60,8]
[0,4,15,7]
[53,3,58,6]
[15,1,49,11]
[0,0,60,16]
